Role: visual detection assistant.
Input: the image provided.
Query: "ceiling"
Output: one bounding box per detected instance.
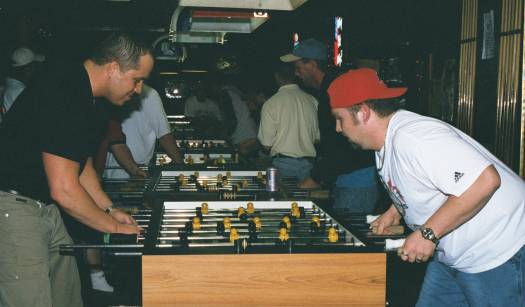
[0,0,460,75]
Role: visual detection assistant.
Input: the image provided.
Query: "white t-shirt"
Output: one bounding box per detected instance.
[104,85,171,179]
[184,96,223,121]
[377,110,525,273]
[258,84,320,158]
[223,86,257,145]
[3,77,26,113]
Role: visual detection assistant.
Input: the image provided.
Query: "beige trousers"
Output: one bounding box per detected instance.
[0,191,83,307]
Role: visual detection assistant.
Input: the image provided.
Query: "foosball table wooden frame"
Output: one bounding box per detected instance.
[142,252,386,306]
[62,200,388,306]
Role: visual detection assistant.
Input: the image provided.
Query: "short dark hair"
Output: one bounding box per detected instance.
[274,63,296,82]
[90,32,153,71]
[349,97,405,117]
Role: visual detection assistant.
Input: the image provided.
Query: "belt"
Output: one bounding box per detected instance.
[0,187,21,195]
[274,154,315,161]
[0,189,47,208]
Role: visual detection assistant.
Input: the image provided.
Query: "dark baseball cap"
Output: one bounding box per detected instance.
[280,38,327,62]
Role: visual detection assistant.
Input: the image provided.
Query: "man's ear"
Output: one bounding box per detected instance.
[107,61,120,76]
[359,104,371,123]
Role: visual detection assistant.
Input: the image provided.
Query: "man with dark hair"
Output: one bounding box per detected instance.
[329,68,525,306]
[0,32,153,307]
[258,63,319,180]
[281,38,379,213]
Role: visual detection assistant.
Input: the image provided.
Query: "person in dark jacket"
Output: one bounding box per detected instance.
[281,38,379,213]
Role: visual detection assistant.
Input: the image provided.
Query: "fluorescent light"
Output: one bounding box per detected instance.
[180,69,208,73]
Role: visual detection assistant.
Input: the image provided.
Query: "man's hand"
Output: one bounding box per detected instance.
[110,208,137,225]
[370,204,401,235]
[298,177,321,189]
[172,153,184,164]
[114,223,142,235]
[111,209,142,234]
[397,230,436,263]
[132,167,148,178]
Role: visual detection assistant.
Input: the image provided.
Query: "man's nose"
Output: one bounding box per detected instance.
[335,121,341,132]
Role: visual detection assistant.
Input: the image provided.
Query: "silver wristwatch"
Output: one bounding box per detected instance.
[104,205,114,214]
[420,225,439,245]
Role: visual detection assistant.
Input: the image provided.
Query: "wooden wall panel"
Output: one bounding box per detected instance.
[457,0,479,135]
[496,0,523,171]
[519,0,525,179]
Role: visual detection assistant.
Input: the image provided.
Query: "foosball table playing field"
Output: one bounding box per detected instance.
[62,200,389,306]
[144,170,329,201]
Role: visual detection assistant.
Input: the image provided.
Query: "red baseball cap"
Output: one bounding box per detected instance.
[328,68,407,109]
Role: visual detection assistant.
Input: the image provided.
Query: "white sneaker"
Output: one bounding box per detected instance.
[90,270,114,293]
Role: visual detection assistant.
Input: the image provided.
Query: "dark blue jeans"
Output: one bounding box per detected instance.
[272,156,314,181]
[332,185,379,214]
[416,245,525,307]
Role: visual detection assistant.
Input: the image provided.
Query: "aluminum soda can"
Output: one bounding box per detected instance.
[266,167,279,192]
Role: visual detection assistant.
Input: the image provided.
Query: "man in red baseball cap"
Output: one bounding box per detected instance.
[328,68,525,306]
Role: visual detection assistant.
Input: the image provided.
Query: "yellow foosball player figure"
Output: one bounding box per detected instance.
[192,217,201,230]
[282,215,292,230]
[229,228,239,242]
[246,202,255,214]
[201,203,209,214]
[238,206,248,221]
[310,215,321,234]
[278,227,289,242]
[237,206,245,218]
[312,216,321,227]
[291,204,301,218]
[253,216,262,231]
[185,155,194,165]
[328,227,339,243]
[223,217,232,229]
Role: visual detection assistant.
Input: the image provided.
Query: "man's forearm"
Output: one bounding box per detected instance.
[54,182,119,233]
[159,133,183,163]
[43,153,120,233]
[79,158,113,209]
[111,143,141,176]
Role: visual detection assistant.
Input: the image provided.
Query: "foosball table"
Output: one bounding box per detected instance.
[144,170,328,201]
[62,200,388,306]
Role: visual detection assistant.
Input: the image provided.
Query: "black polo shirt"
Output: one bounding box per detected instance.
[0,63,109,204]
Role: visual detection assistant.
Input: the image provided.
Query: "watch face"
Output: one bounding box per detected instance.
[421,227,438,244]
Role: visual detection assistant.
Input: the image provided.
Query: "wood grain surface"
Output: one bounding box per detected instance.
[143,253,386,306]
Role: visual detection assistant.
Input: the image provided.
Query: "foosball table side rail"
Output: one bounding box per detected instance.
[142,252,387,306]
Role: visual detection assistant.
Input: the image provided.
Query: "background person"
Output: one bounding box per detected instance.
[104,84,183,179]
[258,63,320,180]
[281,38,379,213]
